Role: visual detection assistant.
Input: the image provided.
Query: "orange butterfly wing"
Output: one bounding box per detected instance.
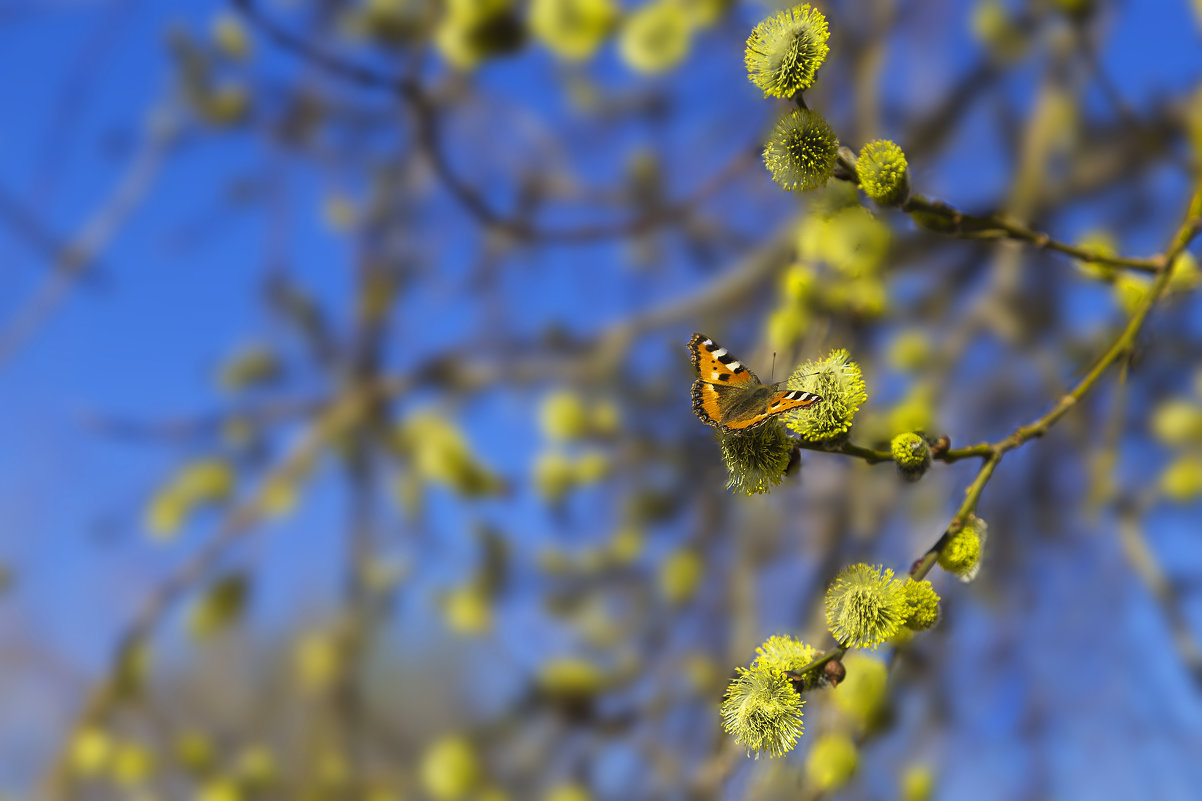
[690,381,727,427]
[717,389,822,431]
[688,333,758,385]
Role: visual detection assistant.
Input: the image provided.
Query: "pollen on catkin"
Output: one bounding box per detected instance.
[787,349,868,446]
[890,432,931,481]
[744,4,830,99]
[720,667,804,758]
[753,634,819,688]
[901,578,939,631]
[938,516,987,581]
[824,563,907,649]
[719,423,794,495]
[857,139,909,206]
[763,109,839,193]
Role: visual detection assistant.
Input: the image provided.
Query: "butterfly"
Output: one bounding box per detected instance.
[688,333,822,432]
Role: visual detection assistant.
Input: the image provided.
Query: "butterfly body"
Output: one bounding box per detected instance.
[687,333,821,432]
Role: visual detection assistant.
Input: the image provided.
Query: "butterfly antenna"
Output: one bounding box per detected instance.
[773,369,820,389]
[770,352,777,383]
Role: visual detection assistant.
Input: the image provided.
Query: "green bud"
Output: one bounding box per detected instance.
[890,432,931,481]
[938,516,987,581]
[763,109,839,193]
[857,140,909,206]
[901,578,940,631]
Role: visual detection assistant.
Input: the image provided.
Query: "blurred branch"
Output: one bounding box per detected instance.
[38,388,376,798]
[1117,498,1202,687]
[25,0,141,213]
[894,4,1048,161]
[231,0,754,245]
[1086,353,1133,513]
[82,226,795,456]
[81,395,325,442]
[369,226,797,395]
[0,107,176,368]
[846,0,900,143]
[0,187,84,267]
[899,58,1001,161]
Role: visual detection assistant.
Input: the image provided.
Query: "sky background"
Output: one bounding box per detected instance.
[2,0,1202,798]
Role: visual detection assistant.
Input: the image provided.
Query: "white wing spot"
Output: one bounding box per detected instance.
[729,361,742,371]
[711,372,721,380]
[712,347,727,358]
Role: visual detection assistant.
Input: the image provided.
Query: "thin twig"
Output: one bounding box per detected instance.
[231,0,754,245]
[900,194,1161,273]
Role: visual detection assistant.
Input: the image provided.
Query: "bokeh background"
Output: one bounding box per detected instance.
[2,0,1202,799]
